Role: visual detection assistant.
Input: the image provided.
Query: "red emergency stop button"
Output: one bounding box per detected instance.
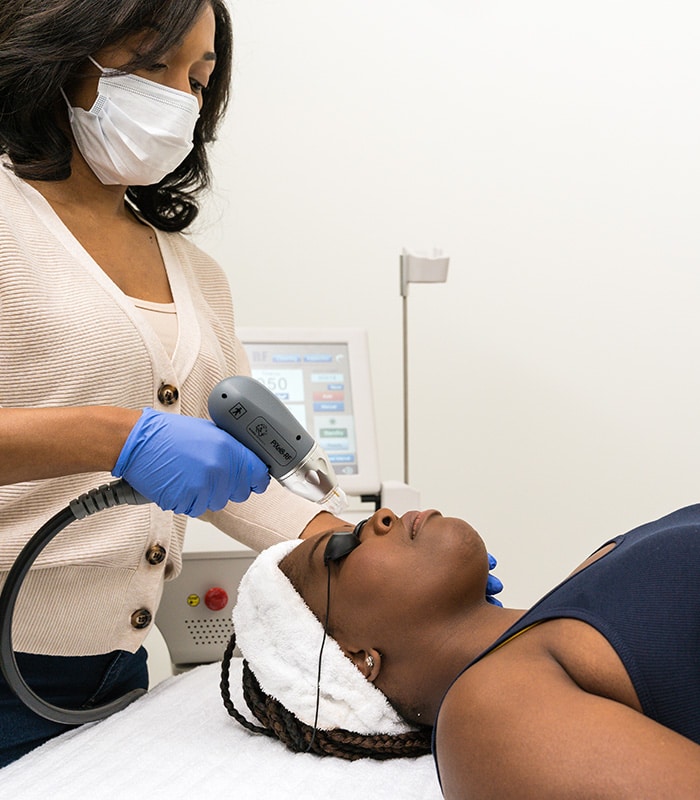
[204,587,229,611]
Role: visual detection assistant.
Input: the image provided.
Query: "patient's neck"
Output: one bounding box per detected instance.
[389,604,525,726]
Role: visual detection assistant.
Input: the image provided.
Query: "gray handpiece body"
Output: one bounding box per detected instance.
[208,375,341,504]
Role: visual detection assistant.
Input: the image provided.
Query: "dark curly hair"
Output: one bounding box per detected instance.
[220,632,433,761]
[0,0,232,232]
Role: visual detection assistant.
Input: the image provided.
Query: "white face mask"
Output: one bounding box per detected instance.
[63,56,201,186]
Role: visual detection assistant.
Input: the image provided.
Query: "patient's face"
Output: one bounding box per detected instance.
[281,508,487,653]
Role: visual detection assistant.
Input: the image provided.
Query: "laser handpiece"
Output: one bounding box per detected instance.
[208,375,347,514]
[0,375,347,725]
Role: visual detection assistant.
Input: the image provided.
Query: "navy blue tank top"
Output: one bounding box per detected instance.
[438,504,700,744]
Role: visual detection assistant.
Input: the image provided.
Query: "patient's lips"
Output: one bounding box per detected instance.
[401,510,419,539]
[401,510,440,539]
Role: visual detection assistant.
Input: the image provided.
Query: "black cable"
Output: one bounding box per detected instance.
[305,520,365,752]
[305,564,332,753]
[0,480,150,725]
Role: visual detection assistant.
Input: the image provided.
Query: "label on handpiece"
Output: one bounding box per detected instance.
[246,416,297,468]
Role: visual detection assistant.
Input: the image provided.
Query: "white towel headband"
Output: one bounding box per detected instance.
[232,538,413,735]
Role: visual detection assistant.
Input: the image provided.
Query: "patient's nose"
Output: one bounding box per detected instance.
[368,508,397,536]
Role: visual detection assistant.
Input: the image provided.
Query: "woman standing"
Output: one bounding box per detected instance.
[0,0,350,765]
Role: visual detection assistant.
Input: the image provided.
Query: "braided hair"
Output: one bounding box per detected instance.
[220,632,432,761]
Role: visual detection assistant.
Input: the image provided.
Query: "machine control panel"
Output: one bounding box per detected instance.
[155,549,255,668]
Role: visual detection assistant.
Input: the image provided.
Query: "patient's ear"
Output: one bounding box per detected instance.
[345,647,382,682]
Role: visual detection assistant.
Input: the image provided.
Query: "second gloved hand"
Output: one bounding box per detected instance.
[112,408,270,516]
[486,553,504,606]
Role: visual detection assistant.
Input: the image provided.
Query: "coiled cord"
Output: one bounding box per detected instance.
[0,480,150,725]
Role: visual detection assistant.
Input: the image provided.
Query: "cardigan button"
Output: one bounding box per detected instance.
[130,609,152,630]
[157,383,179,406]
[145,544,167,566]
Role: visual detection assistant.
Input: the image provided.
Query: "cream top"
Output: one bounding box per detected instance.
[128,297,179,360]
[0,159,322,656]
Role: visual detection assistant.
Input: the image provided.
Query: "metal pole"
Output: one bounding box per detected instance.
[402,292,409,485]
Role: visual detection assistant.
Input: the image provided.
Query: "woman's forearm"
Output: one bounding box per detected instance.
[0,406,140,485]
[299,511,354,539]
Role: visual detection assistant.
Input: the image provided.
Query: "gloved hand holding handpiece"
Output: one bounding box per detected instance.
[112,408,270,517]
[0,403,273,728]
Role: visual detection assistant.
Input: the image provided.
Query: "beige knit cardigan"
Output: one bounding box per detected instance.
[0,162,318,656]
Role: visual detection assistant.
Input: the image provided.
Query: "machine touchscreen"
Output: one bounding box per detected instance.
[238,327,380,497]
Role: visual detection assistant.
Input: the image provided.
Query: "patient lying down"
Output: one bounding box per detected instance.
[221,505,700,798]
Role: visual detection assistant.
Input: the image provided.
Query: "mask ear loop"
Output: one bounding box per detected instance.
[305,520,367,753]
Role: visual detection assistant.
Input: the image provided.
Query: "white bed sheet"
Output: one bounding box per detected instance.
[0,659,443,800]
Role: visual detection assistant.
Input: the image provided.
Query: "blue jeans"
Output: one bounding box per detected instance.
[0,648,149,768]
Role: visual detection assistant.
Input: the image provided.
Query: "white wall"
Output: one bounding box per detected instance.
[191,0,700,607]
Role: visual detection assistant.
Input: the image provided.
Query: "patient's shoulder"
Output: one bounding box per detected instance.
[434,642,557,796]
[434,619,643,797]
[436,628,555,745]
[438,616,640,730]
[435,635,700,799]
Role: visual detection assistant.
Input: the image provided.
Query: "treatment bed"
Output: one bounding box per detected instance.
[0,658,442,799]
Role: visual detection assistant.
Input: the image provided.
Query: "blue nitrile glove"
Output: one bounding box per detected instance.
[112,408,270,516]
[486,553,504,607]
